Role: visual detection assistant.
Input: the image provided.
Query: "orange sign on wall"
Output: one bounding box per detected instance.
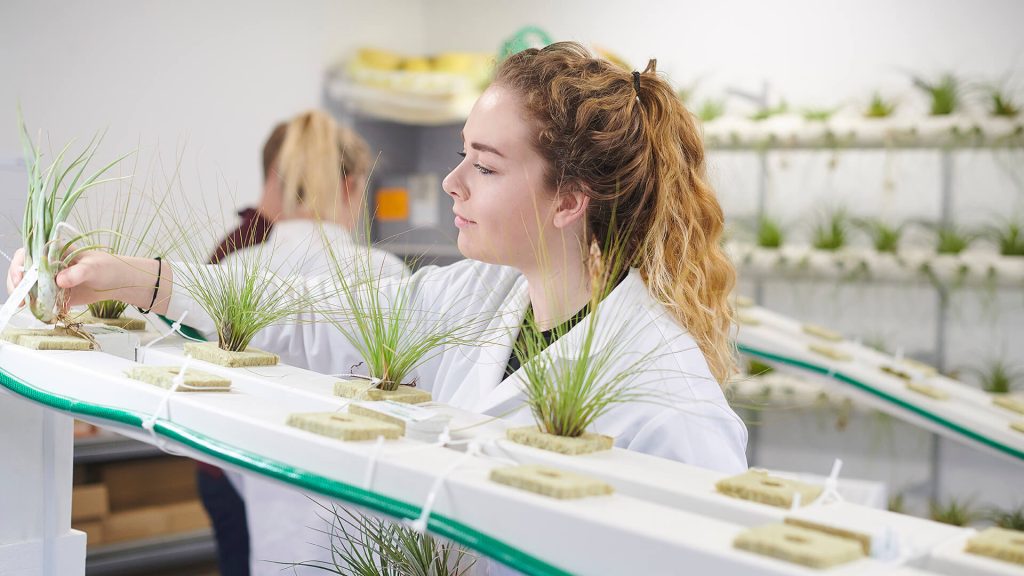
[375,187,410,221]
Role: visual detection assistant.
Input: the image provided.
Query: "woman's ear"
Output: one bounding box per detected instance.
[551,180,590,229]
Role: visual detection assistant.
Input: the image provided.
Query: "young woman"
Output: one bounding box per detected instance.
[8,41,746,572]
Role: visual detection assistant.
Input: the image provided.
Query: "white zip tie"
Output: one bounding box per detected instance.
[362,435,386,490]
[406,440,482,534]
[140,356,194,456]
[809,458,844,507]
[0,264,39,336]
[140,310,204,362]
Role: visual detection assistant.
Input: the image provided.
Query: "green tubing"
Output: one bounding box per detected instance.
[0,364,571,576]
[737,343,1024,462]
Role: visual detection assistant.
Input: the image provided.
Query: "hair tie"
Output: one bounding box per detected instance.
[632,71,641,94]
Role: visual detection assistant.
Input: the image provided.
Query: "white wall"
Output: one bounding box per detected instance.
[424,0,1024,110]
[0,0,425,259]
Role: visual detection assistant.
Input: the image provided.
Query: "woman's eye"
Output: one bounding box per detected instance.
[457,151,467,158]
[474,163,494,175]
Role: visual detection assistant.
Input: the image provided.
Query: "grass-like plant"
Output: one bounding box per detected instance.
[287,504,475,575]
[811,208,850,251]
[931,222,977,255]
[987,504,1024,530]
[747,358,774,376]
[166,192,317,352]
[865,92,897,118]
[982,215,1024,256]
[756,214,785,249]
[887,492,906,514]
[696,99,726,123]
[802,107,837,122]
[854,218,904,253]
[912,73,961,116]
[750,100,788,122]
[514,231,663,439]
[320,216,490,392]
[929,496,982,526]
[19,114,130,324]
[965,358,1023,394]
[985,85,1021,118]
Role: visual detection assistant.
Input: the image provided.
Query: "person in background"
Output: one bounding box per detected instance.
[208,121,288,264]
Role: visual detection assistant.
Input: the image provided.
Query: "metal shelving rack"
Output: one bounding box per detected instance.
[73,431,216,575]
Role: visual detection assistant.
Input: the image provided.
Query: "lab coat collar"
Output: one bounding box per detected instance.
[471,268,650,416]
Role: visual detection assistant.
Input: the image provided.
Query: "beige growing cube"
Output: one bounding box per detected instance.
[808,343,851,361]
[76,313,147,331]
[347,404,406,434]
[3,327,93,350]
[802,324,843,342]
[993,395,1024,416]
[126,366,231,392]
[965,527,1024,566]
[506,426,614,456]
[490,465,613,499]
[734,523,864,569]
[715,469,823,508]
[287,412,402,441]
[906,381,948,400]
[333,380,430,404]
[184,341,278,367]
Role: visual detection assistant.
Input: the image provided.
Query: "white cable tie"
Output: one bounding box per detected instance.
[141,310,204,362]
[362,435,386,490]
[0,264,39,335]
[406,441,482,534]
[140,356,193,456]
[810,458,845,507]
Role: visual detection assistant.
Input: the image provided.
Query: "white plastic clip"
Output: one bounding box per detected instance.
[811,458,845,507]
[140,356,193,455]
[0,264,39,335]
[362,435,386,490]
[406,441,482,534]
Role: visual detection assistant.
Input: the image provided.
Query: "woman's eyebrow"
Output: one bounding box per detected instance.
[470,141,505,158]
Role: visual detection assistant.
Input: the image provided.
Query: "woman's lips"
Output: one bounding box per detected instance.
[454,215,476,228]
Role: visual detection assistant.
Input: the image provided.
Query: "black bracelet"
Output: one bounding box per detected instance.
[136,257,162,315]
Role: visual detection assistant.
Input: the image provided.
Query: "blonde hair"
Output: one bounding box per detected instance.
[276,110,372,218]
[495,42,738,385]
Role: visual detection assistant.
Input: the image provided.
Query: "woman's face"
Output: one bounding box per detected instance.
[442,84,562,271]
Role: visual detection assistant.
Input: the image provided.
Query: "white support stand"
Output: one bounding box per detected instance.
[0,389,86,576]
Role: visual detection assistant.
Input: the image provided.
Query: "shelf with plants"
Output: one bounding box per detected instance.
[726,242,1024,290]
[732,298,1024,463]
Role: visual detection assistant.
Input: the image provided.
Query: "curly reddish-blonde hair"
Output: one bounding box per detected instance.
[495,42,737,385]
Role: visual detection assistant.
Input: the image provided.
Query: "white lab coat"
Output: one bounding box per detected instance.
[166,257,748,574]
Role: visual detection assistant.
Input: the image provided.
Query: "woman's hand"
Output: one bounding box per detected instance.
[6,248,171,315]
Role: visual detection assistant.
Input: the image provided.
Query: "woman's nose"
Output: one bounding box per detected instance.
[442,170,466,201]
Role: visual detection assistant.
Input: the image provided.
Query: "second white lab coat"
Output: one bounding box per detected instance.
[166,257,748,574]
